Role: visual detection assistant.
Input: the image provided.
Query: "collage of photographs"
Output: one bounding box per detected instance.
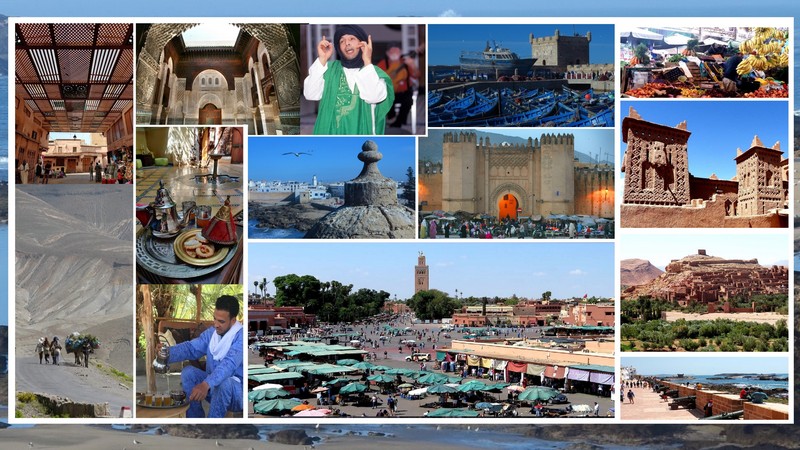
[5,17,793,430]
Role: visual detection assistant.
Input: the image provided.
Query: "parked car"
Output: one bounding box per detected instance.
[405,352,430,362]
[549,393,570,404]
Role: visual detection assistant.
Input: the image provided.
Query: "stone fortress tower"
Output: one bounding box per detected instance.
[529,29,591,70]
[434,131,613,219]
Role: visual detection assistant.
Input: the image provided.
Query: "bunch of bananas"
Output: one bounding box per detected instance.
[736,27,790,75]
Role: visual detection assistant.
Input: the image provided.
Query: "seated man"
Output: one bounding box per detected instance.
[166,295,243,418]
[304,25,394,135]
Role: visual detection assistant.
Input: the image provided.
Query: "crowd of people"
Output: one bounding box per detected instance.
[419,216,613,239]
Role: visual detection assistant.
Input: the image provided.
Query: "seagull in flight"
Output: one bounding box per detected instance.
[282,151,312,157]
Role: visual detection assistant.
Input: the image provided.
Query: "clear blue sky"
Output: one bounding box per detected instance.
[3,1,799,18]
[249,242,614,300]
[620,101,789,180]
[248,137,414,184]
[619,233,790,270]
[428,24,614,66]
[623,356,788,376]
[422,129,614,164]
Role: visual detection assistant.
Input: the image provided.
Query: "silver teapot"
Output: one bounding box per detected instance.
[152,335,171,374]
[136,180,194,238]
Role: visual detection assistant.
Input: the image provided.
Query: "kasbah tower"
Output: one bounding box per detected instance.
[415,252,429,293]
[425,131,613,219]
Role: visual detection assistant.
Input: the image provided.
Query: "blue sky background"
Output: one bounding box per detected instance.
[623,356,788,375]
[249,242,614,300]
[248,137,414,184]
[3,1,799,19]
[619,233,789,270]
[620,101,788,180]
[428,24,614,66]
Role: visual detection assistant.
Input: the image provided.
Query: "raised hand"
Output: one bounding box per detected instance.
[360,35,373,66]
[318,35,333,65]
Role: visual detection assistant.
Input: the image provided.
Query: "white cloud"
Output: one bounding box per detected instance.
[532,271,546,277]
[569,269,586,276]
[439,9,460,17]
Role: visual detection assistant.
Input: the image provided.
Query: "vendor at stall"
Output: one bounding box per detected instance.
[722,52,744,93]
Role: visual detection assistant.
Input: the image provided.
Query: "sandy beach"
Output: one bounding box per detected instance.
[0,425,484,450]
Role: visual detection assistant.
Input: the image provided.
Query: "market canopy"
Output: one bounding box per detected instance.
[249,372,304,383]
[253,398,302,414]
[306,364,358,376]
[518,386,559,402]
[248,388,290,402]
[426,408,480,417]
[620,28,664,41]
[339,382,369,395]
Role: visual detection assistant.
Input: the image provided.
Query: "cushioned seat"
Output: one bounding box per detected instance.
[136,159,143,169]
[154,158,169,166]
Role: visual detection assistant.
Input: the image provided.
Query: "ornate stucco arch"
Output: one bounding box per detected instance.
[197,93,224,110]
[136,23,300,130]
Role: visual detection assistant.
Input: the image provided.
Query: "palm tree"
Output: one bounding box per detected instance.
[253,281,259,298]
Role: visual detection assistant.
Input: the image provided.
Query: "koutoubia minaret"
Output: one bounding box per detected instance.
[415,251,429,293]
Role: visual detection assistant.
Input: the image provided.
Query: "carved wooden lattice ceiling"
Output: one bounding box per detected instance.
[15,23,133,133]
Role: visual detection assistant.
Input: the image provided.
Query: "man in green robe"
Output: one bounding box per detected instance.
[304,25,394,135]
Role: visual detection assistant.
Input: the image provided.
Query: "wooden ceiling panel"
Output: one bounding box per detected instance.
[58,49,92,83]
[52,23,95,47]
[16,23,133,132]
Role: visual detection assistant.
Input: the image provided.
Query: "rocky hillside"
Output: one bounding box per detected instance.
[621,252,787,301]
[620,258,663,286]
[15,185,133,373]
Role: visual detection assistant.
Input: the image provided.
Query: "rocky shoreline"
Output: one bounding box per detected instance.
[249,201,338,233]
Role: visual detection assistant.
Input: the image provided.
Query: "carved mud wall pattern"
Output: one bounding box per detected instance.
[623,128,689,206]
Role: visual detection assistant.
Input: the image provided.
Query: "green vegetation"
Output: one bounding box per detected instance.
[729,294,789,315]
[621,318,789,352]
[95,362,133,384]
[17,392,37,403]
[273,274,389,323]
[406,289,462,321]
[399,166,415,207]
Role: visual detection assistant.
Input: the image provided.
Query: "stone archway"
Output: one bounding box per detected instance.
[498,193,519,220]
[490,183,529,219]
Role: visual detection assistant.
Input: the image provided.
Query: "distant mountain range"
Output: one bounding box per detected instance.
[420,129,609,164]
[620,258,664,287]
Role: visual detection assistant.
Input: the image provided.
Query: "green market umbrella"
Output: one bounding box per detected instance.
[253,398,302,414]
[385,368,416,376]
[397,383,414,390]
[248,388,290,402]
[426,384,459,394]
[517,386,559,402]
[339,382,369,395]
[372,365,393,372]
[416,372,450,385]
[367,374,396,384]
[324,378,353,386]
[426,408,480,417]
[457,380,489,393]
[352,361,376,370]
[336,359,361,366]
